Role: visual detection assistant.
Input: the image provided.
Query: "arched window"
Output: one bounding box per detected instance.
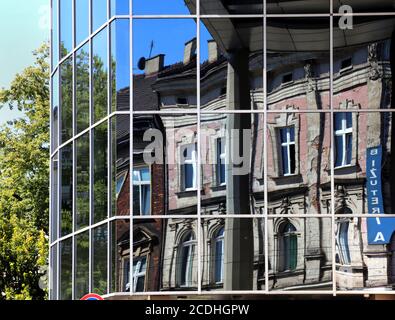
[179,231,196,287]
[279,222,297,271]
[213,227,225,283]
[336,208,352,265]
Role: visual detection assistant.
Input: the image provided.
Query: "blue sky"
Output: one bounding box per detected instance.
[0,0,49,125]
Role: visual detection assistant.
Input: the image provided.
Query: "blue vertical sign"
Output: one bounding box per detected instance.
[366,146,395,244]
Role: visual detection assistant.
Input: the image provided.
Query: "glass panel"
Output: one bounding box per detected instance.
[93,122,108,223]
[110,219,130,293]
[111,0,129,16]
[76,43,90,134]
[50,245,58,300]
[267,18,330,110]
[141,185,150,215]
[334,112,394,215]
[267,0,329,14]
[133,0,195,15]
[93,224,108,295]
[75,0,89,46]
[334,113,343,131]
[200,19,263,110]
[60,56,73,143]
[269,218,332,291]
[60,144,73,237]
[51,70,59,152]
[60,0,72,57]
[75,232,89,299]
[133,19,197,111]
[214,238,224,283]
[281,145,289,175]
[111,115,130,216]
[334,0,395,13]
[92,0,108,32]
[200,0,262,14]
[133,185,140,215]
[76,134,90,230]
[336,218,395,290]
[60,238,72,300]
[52,0,59,68]
[92,28,109,123]
[51,154,59,242]
[111,19,130,112]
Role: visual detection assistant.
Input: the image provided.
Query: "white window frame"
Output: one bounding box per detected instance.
[334,112,353,168]
[133,256,147,292]
[182,144,197,191]
[133,166,151,216]
[179,232,196,287]
[213,227,225,284]
[279,126,296,176]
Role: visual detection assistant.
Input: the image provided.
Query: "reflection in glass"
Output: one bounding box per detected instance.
[76,44,90,133]
[51,70,59,152]
[111,115,130,216]
[51,155,59,243]
[92,0,108,32]
[93,122,108,224]
[50,245,58,300]
[52,0,59,67]
[60,238,72,300]
[93,29,109,123]
[111,0,129,16]
[76,134,90,230]
[178,231,196,287]
[75,0,89,46]
[75,232,89,299]
[60,0,72,57]
[111,219,130,293]
[93,224,108,295]
[133,167,151,216]
[60,145,73,237]
[60,56,73,143]
[111,19,130,112]
[200,0,261,14]
[133,0,195,15]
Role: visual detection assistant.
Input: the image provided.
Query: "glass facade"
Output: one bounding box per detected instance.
[50,0,395,299]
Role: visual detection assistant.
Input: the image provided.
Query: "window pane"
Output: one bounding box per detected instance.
[334,113,344,131]
[75,232,89,299]
[93,224,108,295]
[289,126,295,142]
[51,155,59,243]
[184,163,194,189]
[76,134,90,230]
[133,0,195,15]
[280,128,287,143]
[92,0,108,32]
[140,167,150,182]
[93,29,109,123]
[50,245,58,300]
[93,122,108,223]
[215,239,223,283]
[76,43,90,134]
[60,0,72,57]
[346,112,352,128]
[281,145,289,175]
[141,185,151,215]
[289,144,296,174]
[111,19,130,111]
[289,235,297,270]
[60,145,73,237]
[75,0,89,46]
[133,185,140,215]
[346,133,352,165]
[60,238,72,300]
[111,0,129,16]
[52,0,59,68]
[335,135,344,167]
[60,57,73,143]
[51,70,59,152]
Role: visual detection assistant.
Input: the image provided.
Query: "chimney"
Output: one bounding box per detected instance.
[145,54,165,75]
[208,39,220,63]
[184,38,197,65]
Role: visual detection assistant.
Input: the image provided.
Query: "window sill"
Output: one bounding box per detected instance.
[271,174,303,185]
[211,185,226,192]
[333,164,360,175]
[176,189,204,198]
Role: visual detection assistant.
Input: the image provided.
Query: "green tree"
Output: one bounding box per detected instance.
[0,43,49,300]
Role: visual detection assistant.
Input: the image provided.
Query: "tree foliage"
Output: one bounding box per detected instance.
[0,43,49,300]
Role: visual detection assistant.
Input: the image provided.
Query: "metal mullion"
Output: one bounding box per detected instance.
[130,0,134,297]
[330,0,337,297]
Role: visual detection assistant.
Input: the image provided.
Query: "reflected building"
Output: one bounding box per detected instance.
[50,0,395,299]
